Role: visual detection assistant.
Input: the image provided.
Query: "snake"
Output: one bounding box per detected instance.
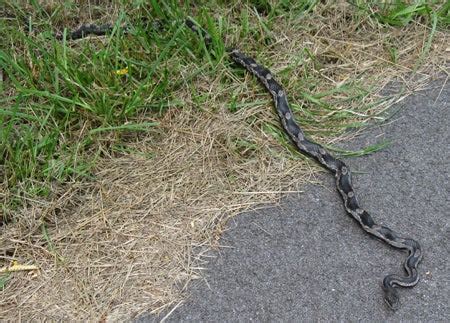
[185,18,422,310]
[25,17,422,310]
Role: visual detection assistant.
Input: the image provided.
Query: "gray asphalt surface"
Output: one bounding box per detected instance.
[141,77,449,322]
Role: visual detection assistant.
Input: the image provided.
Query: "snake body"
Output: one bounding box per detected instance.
[54,23,115,40]
[186,19,422,310]
[41,17,422,310]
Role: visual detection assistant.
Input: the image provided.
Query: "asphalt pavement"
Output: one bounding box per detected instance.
[140,77,449,322]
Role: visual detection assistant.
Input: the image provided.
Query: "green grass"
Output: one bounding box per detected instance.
[350,0,449,26]
[1,0,446,223]
[1,1,193,218]
[41,223,65,262]
[0,272,11,290]
[350,1,446,72]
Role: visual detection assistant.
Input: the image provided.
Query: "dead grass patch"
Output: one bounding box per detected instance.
[1,1,448,321]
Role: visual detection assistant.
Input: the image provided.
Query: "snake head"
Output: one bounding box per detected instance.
[383,286,400,311]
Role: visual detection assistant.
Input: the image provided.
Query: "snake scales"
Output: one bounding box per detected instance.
[42,17,422,310]
[185,18,422,310]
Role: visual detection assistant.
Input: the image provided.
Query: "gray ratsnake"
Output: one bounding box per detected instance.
[185,18,422,311]
[37,17,422,310]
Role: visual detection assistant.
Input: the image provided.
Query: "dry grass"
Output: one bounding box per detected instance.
[1,1,448,321]
[1,106,315,320]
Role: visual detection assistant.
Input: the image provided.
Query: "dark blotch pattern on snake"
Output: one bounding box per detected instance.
[43,17,422,311]
[186,18,422,310]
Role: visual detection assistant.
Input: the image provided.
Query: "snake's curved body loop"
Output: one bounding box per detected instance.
[49,17,422,310]
[186,19,422,310]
